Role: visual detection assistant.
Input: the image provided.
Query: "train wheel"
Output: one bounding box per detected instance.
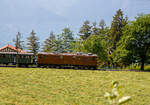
[56,66,60,69]
[74,67,78,70]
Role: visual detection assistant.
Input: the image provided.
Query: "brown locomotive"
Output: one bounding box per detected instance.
[37,52,98,69]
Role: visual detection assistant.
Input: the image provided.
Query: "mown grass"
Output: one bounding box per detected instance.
[0,68,149,105]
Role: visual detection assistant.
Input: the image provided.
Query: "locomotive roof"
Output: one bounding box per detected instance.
[38,52,97,57]
[0,52,34,55]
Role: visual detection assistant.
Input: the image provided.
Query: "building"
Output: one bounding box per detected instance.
[0,44,26,53]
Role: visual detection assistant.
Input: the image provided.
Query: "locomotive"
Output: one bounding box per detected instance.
[0,52,98,70]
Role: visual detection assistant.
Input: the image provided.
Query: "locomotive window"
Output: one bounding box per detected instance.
[60,56,63,59]
[78,57,80,60]
[89,57,93,61]
[73,56,76,60]
[93,58,95,61]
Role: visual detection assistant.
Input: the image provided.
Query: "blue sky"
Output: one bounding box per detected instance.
[0,0,150,46]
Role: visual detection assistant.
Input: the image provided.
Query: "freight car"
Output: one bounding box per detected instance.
[0,52,34,67]
[37,52,98,70]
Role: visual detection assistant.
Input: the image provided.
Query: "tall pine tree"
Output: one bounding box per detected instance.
[42,31,56,52]
[27,30,40,62]
[110,9,128,51]
[79,20,92,40]
[61,28,74,52]
[109,9,128,66]
[91,22,99,35]
[13,32,24,50]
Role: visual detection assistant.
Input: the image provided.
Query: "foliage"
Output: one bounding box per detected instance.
[83,35,108,62]
[52,28,75,53]
[104,81,131,105]
[27,30,40,54]
[27,30,40,63]
[42,31,56,52]
[70,38,84,53]
[114,14,150,70]
[13,32,24,50]
[91,22,99,35]
[60,28,74,52]
[79,20,92,40]
[109,9,128,51]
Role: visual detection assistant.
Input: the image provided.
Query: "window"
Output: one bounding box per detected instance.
[78,57,80,60]
[93,57,95,61]
[73,56,76,60]
[60,56,63,59]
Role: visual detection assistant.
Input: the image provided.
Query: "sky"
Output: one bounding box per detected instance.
[0,0,150,47]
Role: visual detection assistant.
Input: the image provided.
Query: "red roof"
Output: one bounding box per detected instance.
[0,45,26,53]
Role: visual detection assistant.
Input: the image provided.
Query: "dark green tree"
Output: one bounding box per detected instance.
[114,14,150,70]
[13,32,24,50]
[110,9,128,50]
[83,35,108,66]
[42,31,56,52]
[109,9,128,67]
[79,20,92,40]
[27,30,40,62]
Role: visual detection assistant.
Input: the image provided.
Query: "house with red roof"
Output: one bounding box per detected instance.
[0,44,26,53]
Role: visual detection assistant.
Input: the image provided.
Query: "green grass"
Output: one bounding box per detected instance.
[123,65,150,71]
[0,68,149,105]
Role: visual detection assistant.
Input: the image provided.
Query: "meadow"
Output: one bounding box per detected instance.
[0,68,149,105]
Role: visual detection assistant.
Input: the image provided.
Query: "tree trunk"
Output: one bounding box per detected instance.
[140,61,144,71]
[140,57,145,71]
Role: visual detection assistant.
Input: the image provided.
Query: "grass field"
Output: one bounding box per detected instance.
[0,68,149,105]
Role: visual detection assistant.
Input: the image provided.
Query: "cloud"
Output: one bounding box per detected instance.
[36,0,80,16]
[0,0,69,24]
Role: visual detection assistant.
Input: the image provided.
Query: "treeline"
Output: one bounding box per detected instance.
[12,9,150,70]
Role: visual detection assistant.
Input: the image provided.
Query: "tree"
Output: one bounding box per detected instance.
[54,28,74,53]
[71,38,84,53]
[114,14,150,70]
[13,32,24,50]
[99,19,106,31]
[109,9,128,51]
[83,35,108,66]
[13,32,24,67]
[109,9,128,67]
[79,20,92,40]
[61,28,74,52]
[42,31,56,52]
[91,22,99,35]
[27,30,40,62]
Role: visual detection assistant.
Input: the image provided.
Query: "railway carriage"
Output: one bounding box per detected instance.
[0,52,34,67]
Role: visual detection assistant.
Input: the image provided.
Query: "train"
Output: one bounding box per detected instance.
[0,52,98,70]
